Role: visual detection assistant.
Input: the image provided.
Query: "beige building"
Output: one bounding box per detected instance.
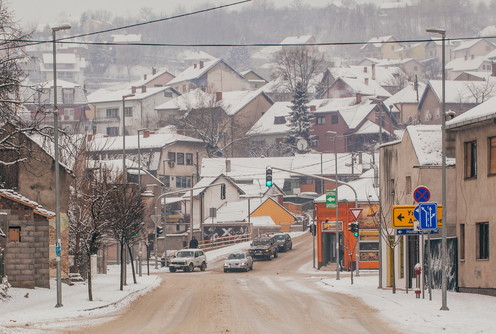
[360,36,402,60]
[380,125,456,290]
[446,96,496,296]
[167,58,250,94]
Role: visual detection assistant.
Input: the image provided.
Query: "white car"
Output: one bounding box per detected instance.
[223,252,254,272]
[168,249,207,272]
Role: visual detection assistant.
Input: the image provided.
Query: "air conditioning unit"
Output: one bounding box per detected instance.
[168,161,175,168]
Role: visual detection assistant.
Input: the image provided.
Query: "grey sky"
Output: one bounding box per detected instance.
[8,0,377,27]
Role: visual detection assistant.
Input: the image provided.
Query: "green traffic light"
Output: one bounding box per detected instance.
[266,180,273,187]
[353,232,359,237]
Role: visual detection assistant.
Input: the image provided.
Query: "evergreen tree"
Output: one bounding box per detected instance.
[283,81,315,155]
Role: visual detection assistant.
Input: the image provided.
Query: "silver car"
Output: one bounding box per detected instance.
[223,252,254,272]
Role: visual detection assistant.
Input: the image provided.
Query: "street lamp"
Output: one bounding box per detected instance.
[137,128,148,189]
[52,23,71,309]
[426,27,448,311]
[327,131,340,280]
[122,94,135,177]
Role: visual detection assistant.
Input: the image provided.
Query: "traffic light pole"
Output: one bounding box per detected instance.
[270,166,359,275]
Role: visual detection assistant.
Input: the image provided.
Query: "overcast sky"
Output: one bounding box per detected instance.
[8,0,378,27]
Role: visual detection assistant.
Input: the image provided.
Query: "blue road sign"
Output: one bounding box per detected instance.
[396,228,439,235]
[56,242,61,256]
[413,186,431,203]
[414,203,438,230]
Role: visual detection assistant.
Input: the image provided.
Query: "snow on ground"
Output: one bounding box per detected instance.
[0,231,495,333]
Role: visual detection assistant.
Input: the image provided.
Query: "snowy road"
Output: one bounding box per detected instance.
[67,234,399,334]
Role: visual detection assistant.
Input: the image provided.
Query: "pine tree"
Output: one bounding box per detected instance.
[283,81,315,155]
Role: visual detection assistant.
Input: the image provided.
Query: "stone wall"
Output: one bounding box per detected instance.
[0,199,50,289]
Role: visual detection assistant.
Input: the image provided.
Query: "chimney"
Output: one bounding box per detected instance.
[152,67,157,75]
[194,63,197,69]
[363,67,368,73]
[131,86,137,94]
[356,93,362,104]
[144,74,147,80]
[216,91,223,101]
[309,105,316,111]
[143,130,150,138]
[141,86,147,93]
[200,60,204,69]
[492,62,496,77]
[372,63,376,81]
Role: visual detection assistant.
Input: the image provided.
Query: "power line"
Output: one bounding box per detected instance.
[8,35,496,49]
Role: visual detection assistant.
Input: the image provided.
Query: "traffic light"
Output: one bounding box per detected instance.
[265,167,273,187]
[309,224,316,236]
[220,183,226,200]
[348,222,359,237]
[156,226,163,236]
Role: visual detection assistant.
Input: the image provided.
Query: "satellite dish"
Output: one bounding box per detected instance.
[297,139,308,151]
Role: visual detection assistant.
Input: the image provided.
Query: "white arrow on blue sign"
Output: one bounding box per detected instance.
[414,203,438,230]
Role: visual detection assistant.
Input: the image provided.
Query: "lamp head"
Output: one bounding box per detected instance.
[426,28,446,35]
[52,24,71,32]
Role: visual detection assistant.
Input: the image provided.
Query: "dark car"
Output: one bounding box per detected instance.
[248,236,278,260]
[274,233,292,252]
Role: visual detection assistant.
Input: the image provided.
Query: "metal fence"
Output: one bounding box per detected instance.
[198,234,251,251]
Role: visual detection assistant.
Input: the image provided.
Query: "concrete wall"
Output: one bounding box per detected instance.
[452,120,496,294]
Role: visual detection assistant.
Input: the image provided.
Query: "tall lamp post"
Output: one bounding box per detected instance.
[52,23,71,308]
[122,94,135,176]
[327,131,340,280]
[137,128,148,189]
[426,27,448,311]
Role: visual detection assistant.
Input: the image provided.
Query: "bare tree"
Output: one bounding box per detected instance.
[177,90,249,158]
[271,47,324,96]
[106,175,145,290]
[465,79,496,104]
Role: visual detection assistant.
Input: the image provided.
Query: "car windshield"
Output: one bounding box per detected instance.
[252,239,270,246]
[228,253,245,260]
[176,251,194,258]
[274,235,287,240]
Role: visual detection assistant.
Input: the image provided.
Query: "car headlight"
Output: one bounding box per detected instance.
[265,249,269,252]
[224,262,229,266]
[240,262,247,266]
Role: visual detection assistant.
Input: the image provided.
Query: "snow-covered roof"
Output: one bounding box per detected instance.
[249,216,276,226]
[131,68,174,87]
[207,197,264,223]
[87,85,172,104]
[480,25,496,38]
[447,95,496,129]
[338,103,376,130]
[406,125,455,166]
[180,50,216,61]
[0,189,55,218]
[167,58,222,86]
[360,35,394,50]
[42,53,77,64]
[22,79,88,105]
[346,65,406,86]
[335,76,392,97]
[314,168,379,204]
[385,82,426,106]
[280,35,315,45]
[155,88,269,116]
[86,132,203,152]
[426,79,496,104]
[354,119,383,135]
[246,101,292,136]
[452,38,492,52]
[446,56,491,72]
[111,34,141,43]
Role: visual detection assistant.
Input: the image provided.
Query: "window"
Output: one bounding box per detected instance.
[405,176,411,194]
[177,153,185,165]
[8,226,21,242]
[460,224,465,260]
[176,176,191,188]
[310,136,319,147]
[464,141,477,179]
[316,116,325,125]
[413,66,418,71]
[124,106,133,117]
[164,91,173,97]
[160,175,170,187]
[331,115,339,124]
[62,88,74,104]
[106,108,118,118]
[274,116,286,124]
[488,137,496,175]
[185,153,193,165]
[168,152,176,162]
[64,108,74,116]
[476,222,489,260]
[106,127,119,136]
